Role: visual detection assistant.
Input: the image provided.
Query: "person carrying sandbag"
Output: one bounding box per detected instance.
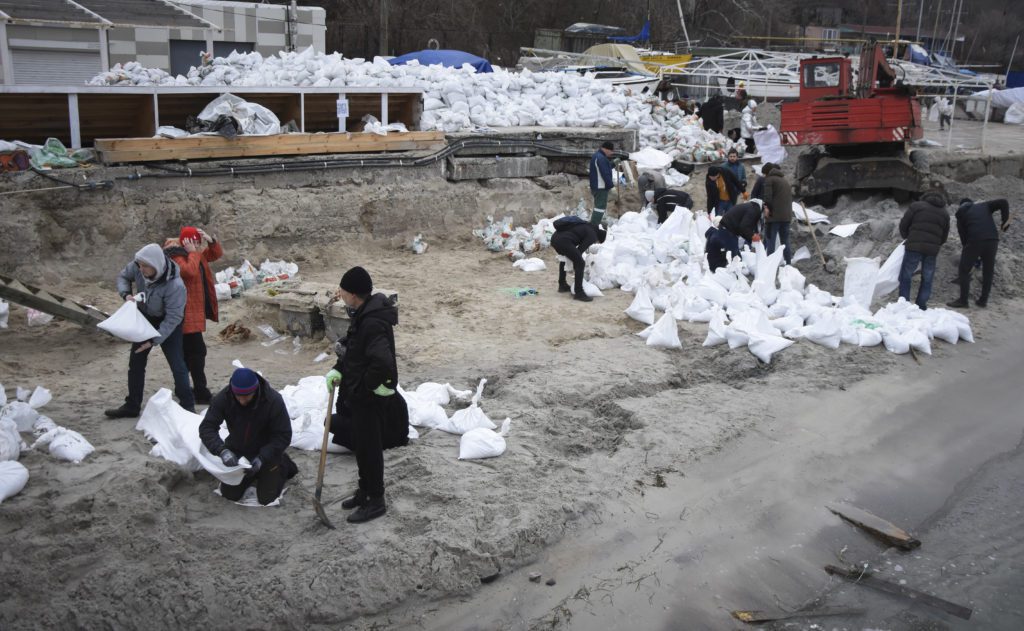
[323,267,400,524]
[550,216,606,302]
[163,226,223,404]
[199,368,297,506]
[105,244,195,418]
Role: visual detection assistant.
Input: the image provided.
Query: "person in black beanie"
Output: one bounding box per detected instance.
[323,266,400,524]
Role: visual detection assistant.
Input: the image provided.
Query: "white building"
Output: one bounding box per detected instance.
[0,0,326,85]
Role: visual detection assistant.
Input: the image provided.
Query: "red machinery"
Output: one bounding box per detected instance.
[780,43,927,203]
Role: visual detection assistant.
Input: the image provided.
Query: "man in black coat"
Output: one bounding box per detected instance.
[705,226,738,272]
[948,198,1011,308]
[324,266,400,524]
[705,166,743,214]
[720,199,765,245]
[697,95,725,133]
[645,187,694,224]
[898,191,950,310]
[550,216,606,302]
[199,367,297,506]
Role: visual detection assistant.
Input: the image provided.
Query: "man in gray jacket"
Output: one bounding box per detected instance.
[105,243,195,418]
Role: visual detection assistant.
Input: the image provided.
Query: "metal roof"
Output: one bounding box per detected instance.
[0,0,215,29]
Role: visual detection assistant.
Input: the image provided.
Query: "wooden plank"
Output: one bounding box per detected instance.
[95,132,446,163]
[824,565,972,620]
[826,502,921,550]
[731,607,864,623]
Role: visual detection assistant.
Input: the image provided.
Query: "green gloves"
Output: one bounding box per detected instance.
[373,384,395,397]
[325,369,342,391]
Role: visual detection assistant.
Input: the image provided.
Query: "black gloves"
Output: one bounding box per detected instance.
[219,448,239,467]
[249,456,263,476]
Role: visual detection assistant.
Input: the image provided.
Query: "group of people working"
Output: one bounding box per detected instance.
[104,228,401,523]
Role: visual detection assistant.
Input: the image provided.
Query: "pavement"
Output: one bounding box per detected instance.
[919,117,1024,155]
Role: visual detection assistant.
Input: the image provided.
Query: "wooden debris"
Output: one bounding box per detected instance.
[826,502,921,550]
[824,565,972,620]
[731,607,864,623]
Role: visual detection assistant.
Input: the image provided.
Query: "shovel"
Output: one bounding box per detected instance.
[799,202,830,271]
[313,386,337,529]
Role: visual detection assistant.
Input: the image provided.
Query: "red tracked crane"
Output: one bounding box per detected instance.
[780,43,928,205]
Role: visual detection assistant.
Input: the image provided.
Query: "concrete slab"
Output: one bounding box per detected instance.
[446,155,548,180]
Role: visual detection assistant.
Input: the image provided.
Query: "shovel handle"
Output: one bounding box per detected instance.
[314,386,336,498]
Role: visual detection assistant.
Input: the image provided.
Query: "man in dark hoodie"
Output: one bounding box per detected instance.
[898,191,950,310]
[645,187,694,224]
[705,165,743,214]
[550,216,607,302]
[720,199,766,247]
[324,267,400,524]
[705,226,737,272]
[199,367,296,505]
[105,243,195,418]
[948,198,1012,308]
[761,164,794,263]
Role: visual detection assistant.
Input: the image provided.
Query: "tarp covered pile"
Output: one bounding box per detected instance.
[584,207,973,363]
[88,47,744,160]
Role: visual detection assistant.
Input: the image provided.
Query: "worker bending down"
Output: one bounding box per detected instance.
[550,216,606,302]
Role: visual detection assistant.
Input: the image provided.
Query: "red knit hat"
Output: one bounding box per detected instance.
[179,226,201,244]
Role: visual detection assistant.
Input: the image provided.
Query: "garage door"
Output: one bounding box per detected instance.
[11,49,102,85]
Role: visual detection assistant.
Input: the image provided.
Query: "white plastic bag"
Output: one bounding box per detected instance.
[702,309,729,347]
[458,418,511,460]
[0,418,21,462]
[748,333,794,363]
[625,286,656,325]
[646,312,682,349]
[0,402,39,433]
[512,258,546,272]
[0,299,8,329]
[571,279,604,298]
[0,460,29,503]
[31,426,95,463]
[437,379,496,435]
[829,223,861,238]
[873,243,905,300]
[843,257,880,309]
[26,309,54,327]
[753,125,787,164]
[97,301,160,343]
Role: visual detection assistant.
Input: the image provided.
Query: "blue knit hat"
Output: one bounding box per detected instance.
[230,368,259,395]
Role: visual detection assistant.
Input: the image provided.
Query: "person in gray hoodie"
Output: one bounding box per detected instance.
[105,243,195,418]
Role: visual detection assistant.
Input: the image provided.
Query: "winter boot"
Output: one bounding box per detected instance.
[946,299,968,308]
[573,292,593,303]
[104,403,140,419]
[341,488,368,510]
[347,495,386,523]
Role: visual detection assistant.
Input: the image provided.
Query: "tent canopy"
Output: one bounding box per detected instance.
[388,49,493,73]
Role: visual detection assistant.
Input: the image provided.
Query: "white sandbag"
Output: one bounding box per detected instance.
[752,125,786,164]
[0,384,5,407]
[927,312,960,344]
[636,323,653,340]
[769,314,804,334]
[778,266,806,292]
[410,401,448,429]
[437,379,496,435]
[571,280,604,298]
[874,243,905,300]
[793,204,830,225]
[413,382,453,406]
[28,386,51,409]
[882,330,911,354]
[136,389,251,485]
[703,309,729,347]
[748,333,794,364]
[31,426,95,463]
[629,147,674,170]
[215,283,232,301]
[697,275,729,305]
[804,318,843,349]
[33,415,58,436]
[0,299,8,329]
[904,328,933,355]
[97,301,160,343]
[0,418,20,461]
[0,402,39,433]
[791,246,811,263]
[0,460,29,503]
[843,257,880,309]
[829,223,861,238]
[856,327,883,347]
[646,312,682,349]
[512,257,546,272]
[458,418,511,460]
[625,285,656,325]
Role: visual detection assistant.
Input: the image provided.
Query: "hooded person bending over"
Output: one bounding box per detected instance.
[645,188,694,224]
[105,244,194,418]
[720,199,766,247]
[550,216,606,302]
[199,368,297,506]
[324,267,400,524]
[948,198,1011,309]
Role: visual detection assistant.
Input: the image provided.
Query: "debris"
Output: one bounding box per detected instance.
[409,233,429,254]
[824,565,972,620]
[26,309,54,327]
[314,351,331,363]
[829,223,862,238]
[479,572,500,584]
[546,578,557,586]
[826,502,921,550]
[731,607,864,623]
[529,572,543,583]
[218,321,252,343]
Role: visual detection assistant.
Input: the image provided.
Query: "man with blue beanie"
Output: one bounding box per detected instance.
[199,367,297,506]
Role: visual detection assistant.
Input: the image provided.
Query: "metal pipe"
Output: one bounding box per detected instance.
[1007,34,1020,80]
[893,0,904,61]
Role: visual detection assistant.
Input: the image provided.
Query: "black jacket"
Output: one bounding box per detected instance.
[956,199,1009,244]
[333,293,399,405]
[698,95,724,133]
[705,227,731,271]
[900,192,950,256]
[705,168,743,208]
[199,374,292,464]
[720,201,763,241]
[653,188,694,217]
[551,220,601,252]
[762,171,793,223]
[750,175,765,201]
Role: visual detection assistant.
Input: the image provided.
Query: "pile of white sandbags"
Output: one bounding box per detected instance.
[582,207,973,364]
[87,47,743,160]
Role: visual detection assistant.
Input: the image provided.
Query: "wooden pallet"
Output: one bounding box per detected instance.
[94,131,446,164]
[0,274,108,328]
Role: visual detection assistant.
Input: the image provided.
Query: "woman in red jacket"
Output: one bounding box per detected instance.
[163,226,223,404]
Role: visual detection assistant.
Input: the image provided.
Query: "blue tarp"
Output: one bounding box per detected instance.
[1007,71,1024,89]
[608,21,651,44]
[388,49,493,73]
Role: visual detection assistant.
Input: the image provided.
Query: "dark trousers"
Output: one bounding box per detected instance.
[181,332,211,399]
[958,240,998,303]
[347,396,387,498]
[127,324,195,412]
[221,461,287,506]
[744,137,756,154]
[898,250,937,309]
[765,221,792,263]
[940,113,951,129]
[719,229,741,260]
[551,234,585,293]
[715,200,734,215]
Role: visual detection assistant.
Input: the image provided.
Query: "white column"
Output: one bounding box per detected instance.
[205,29,214,55]
[0,22,13,85]
[68,94,82,148]
[98,27,109,71]
[380,92,388,126]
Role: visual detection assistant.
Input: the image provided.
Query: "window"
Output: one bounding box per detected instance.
[803,62,841,88]
[822,29,838,41]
